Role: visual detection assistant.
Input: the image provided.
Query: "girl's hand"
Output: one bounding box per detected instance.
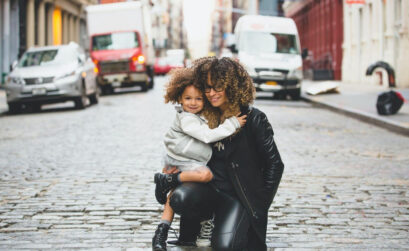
[236,113,247,127]
[163,165,179,174]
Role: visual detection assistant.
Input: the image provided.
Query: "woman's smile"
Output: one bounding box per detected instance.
[206,73,228,110]
[209,95,221,103]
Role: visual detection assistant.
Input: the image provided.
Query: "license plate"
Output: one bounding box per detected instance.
[266,81,277,86]
[32,88,46,95]
[112,81,121,87]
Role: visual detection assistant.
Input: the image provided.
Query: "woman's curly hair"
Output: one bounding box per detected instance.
[191,57,255,128]
[164,67,197,104]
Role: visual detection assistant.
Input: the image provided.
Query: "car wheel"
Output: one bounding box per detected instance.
[8,102,22,114]
[141,81,148,92]
[148,67,155,89]
[290,89,301,100]
[74,85,88,109]
[89,90,99,105]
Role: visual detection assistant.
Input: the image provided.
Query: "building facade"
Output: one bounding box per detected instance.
[259,0,283,17]
[167,0,186,50]
[284,0,344,80]
[342,0,409,87]
[151,0,169,56]
[211,0,233,56]
[1,0,96,84]
[139,0,187,56]
[1,0,19,83]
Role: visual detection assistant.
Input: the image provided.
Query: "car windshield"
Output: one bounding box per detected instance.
[18,47,78,67]
[239,31,299,55]
[92,32,139,51]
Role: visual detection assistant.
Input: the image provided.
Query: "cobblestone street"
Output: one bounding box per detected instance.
[0,77,408,250]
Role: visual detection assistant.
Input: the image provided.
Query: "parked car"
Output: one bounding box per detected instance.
[153,56,184,76]
[5,42,99,113]
[153,57,171,75]
[167,57,185,70]
[166,49,185,70]
[230,15,304,100]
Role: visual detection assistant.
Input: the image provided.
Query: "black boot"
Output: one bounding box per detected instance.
[154,172,181,204]
[152,223,170,251]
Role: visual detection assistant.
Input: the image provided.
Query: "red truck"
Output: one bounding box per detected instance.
[86,1,155,94]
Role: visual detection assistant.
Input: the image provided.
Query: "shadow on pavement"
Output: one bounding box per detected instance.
[0,102,98,117]
[168,246,211,251]
[105,86,147,95]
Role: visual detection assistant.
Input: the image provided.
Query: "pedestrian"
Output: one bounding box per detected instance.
[152,67,247,251]
[168,57,285,250]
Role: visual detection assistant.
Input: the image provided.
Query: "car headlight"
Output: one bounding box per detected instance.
[7,76,24,85]
[288,66,303,79]
[55,71,76,80]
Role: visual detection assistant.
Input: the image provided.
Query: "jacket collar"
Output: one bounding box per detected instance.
[175,106,183,113]
[241,105,251,112]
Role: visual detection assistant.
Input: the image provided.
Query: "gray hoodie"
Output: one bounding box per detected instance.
[164,107,240,164]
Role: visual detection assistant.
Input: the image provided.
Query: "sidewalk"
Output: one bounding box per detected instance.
[301,80,409,136]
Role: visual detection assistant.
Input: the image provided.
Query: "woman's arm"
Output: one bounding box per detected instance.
[251,111,284,200]
[180,114,240,143]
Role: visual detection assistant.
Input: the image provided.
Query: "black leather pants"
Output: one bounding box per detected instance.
[169,182,251,251]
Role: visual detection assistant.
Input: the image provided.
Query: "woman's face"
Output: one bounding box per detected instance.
[205,72,228,110]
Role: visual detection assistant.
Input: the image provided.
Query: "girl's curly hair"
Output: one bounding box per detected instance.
[191,57,255,128]
[164,67,197,104]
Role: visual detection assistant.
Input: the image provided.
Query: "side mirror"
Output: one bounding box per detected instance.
[228,44,238,54]
[10,60,18,71]
[302,48,308,59]
[78,55,86,65]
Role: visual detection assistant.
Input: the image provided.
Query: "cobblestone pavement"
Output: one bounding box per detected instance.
[0,77,408,250]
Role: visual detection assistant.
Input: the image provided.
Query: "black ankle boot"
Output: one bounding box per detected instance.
[152,223,170,251]
[154,172,181,204]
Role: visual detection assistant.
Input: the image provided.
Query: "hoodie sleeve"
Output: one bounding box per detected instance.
[180,114,240,143]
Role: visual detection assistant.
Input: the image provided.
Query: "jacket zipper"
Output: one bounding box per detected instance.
[231,163,258,219]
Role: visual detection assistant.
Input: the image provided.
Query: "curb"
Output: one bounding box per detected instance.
[301,95,409,137]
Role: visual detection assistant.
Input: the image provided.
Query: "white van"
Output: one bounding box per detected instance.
[230,15,303,99]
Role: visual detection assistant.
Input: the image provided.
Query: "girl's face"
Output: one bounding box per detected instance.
[179,85,204,114]
[205,72,228,111]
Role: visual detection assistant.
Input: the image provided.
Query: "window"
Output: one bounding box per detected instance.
[395,0,402,27]
[18,47,78,67]
[239,31,300,55]
[92,32,139,51]
[19,50,58,67]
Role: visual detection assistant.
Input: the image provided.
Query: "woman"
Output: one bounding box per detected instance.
[168,57,284,250]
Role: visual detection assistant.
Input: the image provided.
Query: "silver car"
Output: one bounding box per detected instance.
[5,42,99,113]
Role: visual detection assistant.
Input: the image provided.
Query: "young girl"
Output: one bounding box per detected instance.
[152,68,246,251]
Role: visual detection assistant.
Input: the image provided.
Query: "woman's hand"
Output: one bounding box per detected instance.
[163,165,179,174]
[236,113,247,127]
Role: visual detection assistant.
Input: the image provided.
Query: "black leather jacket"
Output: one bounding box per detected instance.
[219,106,284,246]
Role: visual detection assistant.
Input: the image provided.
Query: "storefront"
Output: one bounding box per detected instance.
[284,0,343,80]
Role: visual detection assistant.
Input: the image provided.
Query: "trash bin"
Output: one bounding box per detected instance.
[376,90,404,115]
